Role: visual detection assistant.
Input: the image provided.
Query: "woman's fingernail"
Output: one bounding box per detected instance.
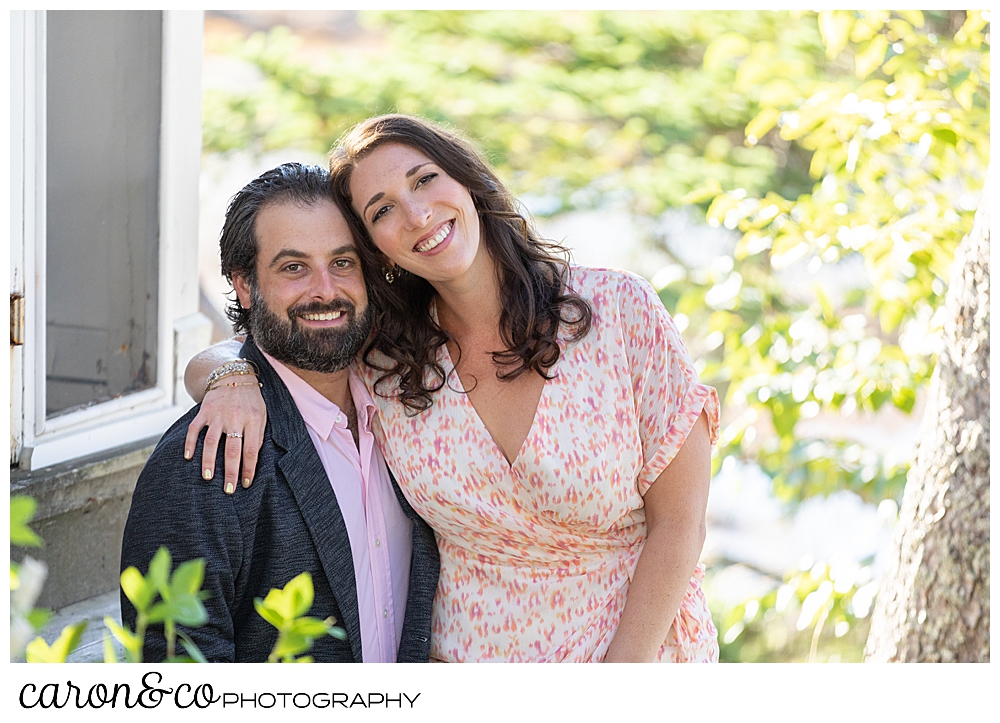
[242,478,251,488]
[225,482,235,494]
[184,449,192,460]
[203,469,212,480]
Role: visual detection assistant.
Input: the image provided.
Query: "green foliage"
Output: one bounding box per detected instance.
[13,497,342,663]
[203,10,823,214]
[712,557,879,662]
[254,572,347,663]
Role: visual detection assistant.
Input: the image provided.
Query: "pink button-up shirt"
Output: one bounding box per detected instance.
[263,352,413,663]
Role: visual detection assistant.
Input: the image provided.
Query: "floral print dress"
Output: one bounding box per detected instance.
[362,266,720,662]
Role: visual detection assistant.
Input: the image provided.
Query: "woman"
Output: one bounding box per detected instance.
[186,114,720,662]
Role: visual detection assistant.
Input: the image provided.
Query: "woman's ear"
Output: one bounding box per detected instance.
[233,274,252,310]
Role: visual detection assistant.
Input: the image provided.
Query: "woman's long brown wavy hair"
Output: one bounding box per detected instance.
[328,114,593,414]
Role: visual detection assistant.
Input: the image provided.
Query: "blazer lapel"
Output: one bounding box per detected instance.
[241,340,363,662]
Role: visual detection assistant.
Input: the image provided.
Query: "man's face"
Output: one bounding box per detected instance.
[233,199,370,373]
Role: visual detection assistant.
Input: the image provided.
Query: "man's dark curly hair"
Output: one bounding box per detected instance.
[328,114,593,414]
[219,163,332,335]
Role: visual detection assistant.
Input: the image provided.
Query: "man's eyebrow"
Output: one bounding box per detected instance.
[267,244,357,268]
[361,163,433,216]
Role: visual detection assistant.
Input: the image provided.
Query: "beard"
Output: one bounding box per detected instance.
[248,283,372,374]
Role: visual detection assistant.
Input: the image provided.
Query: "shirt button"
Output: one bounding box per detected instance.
[382,608,388,618]
[375,537,381,547]
[336,413,343,424]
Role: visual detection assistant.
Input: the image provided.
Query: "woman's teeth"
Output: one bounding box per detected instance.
[300,311,343,321]
[416,221,452,252]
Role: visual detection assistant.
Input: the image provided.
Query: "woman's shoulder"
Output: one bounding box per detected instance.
[567,264,660,310]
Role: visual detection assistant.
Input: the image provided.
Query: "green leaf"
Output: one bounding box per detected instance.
[103,634,119,663]
[932,128,958,147]
[147,546,172,596]
[818,10,855,60]
[171,558,206,596]
[25,621,87,663]
[120,566,155,612]
[177,631,210,663]
[745,107,780,145]
[26,608,52,631]
[897,10,924,28]
[289,617,333,638]
[254,597,287,628]
[169,594,209,627]
[10,496,44,548]
[104,616,142,661]
[855,36,888,79]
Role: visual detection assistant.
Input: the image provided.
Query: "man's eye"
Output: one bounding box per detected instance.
[283,263,302,273]
[333,259,353,268]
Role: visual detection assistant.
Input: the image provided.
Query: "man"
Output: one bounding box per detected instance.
[120,163,438,662]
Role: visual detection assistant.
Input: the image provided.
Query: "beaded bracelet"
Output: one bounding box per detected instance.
[204,358,259,393]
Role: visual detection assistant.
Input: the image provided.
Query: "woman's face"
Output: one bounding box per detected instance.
[349,143,487,288]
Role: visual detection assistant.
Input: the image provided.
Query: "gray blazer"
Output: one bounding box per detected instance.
[120,339,439,662]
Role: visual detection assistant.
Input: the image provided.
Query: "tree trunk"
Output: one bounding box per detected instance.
[864,173,990,662]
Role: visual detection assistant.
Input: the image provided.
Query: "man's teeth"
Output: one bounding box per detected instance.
[300,311,343,321]
[416,221,452,252]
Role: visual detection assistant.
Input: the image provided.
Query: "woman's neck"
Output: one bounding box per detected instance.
[431,246,504,340]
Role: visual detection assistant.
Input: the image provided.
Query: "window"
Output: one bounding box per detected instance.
[10,10,210,470]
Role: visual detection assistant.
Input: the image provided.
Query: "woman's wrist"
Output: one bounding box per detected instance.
[205,358,260,393]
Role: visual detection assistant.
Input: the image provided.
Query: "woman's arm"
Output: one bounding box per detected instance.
[602,411,712,662]
[183,338,267,495]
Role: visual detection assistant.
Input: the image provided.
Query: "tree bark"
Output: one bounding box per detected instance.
[864,173,990,662]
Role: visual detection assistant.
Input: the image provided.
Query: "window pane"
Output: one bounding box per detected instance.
[45,11,161,418]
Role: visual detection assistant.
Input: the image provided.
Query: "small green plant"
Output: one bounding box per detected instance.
[107,546,210,663]
[14,494,346,663]
[254,572,347,663]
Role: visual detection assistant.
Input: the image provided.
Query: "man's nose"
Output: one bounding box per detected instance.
[309,268,346,300]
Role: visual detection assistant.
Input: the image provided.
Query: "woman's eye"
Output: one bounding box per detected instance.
[372,205,391,223]
[416,172,437,188]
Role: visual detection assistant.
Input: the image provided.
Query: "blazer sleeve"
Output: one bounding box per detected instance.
[120,415,245,662]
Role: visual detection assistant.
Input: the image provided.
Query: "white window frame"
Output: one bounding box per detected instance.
[10,10,209,471]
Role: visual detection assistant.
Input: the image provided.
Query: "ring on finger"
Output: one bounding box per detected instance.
[226,432,244,439]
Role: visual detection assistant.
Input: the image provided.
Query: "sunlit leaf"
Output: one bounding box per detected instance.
[10,496,44,548]
[25,621,87,663]
[818,10,855,60]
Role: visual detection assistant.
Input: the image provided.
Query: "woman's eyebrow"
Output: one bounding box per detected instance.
[362,163,433,216]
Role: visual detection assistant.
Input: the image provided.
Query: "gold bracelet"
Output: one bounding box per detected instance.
[204,358,259,392]
[206,380,263,393]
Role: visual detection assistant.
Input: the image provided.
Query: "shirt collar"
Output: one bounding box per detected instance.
[260,350,375,441]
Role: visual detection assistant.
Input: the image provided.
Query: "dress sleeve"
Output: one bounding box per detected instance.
[615,272,720,496]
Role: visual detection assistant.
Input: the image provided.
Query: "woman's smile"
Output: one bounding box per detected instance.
[414,220,454,253]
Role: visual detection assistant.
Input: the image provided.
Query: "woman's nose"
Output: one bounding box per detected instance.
[402,197,432,229]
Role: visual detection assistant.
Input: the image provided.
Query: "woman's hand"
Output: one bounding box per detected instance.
[184,381,267,494]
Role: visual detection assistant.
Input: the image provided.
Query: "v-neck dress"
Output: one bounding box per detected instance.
[361,265,720,662]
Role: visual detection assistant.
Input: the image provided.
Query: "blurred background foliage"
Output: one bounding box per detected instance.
[201,9,989,662]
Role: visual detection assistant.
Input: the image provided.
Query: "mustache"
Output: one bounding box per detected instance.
[288,299,356,318]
